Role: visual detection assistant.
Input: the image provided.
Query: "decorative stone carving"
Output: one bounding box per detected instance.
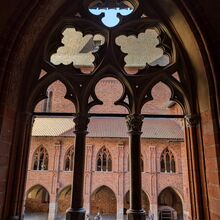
[126,114,144,133]
[73,114,90,133]
[185,114,200,128]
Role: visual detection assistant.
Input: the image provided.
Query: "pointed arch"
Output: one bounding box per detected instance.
[64,146,74,171]
[25,185,50,215]
[160,148,176,173]
[158,187,183,220]
[32,145,49,170]
[57,185,71,215]
[90,185,117,216]
[96,146,112,172]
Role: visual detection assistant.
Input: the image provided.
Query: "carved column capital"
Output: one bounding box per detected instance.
[126,114,144,134]
[73,114,90,134]
[185,114,200,128]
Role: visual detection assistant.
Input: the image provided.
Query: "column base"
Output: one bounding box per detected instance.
[127,209,146,220]
[66,208,86,220]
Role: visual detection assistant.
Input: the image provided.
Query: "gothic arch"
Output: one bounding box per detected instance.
[32,145,49,171]
[96,146,112,172]
[57,185,71,215]
[64,146,74,171]
[158,187,183,220]
[90,185,117,216]
[0,0,219,219]
[160,148,176,173]
[25,184,50,216]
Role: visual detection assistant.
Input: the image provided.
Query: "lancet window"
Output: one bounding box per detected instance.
[96,146,112,172]
[32,146,49,170]
[64,147,74,171]
[160,148,176,173]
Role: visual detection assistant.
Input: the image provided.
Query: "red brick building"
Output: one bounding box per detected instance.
[24,80,189,220]
[0,1,219,220]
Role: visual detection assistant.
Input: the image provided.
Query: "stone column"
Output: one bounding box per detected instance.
[117,143,124,220]
[9,112,33,220]
[48,141,62,220]
[84,145,93,214]
[48,201,57,220]
[149,146,158,220]
[184,114,203,220]
[126,114,145,220]
[66,114,90,220]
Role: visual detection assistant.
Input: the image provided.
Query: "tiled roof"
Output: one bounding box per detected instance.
[32,117,184,139]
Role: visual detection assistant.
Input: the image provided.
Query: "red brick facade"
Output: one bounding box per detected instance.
[25,79,190,220]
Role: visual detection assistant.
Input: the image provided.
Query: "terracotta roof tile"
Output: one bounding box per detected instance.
[32,117,184,139]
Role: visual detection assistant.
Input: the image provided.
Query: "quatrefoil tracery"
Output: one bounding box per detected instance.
[35,1,186,115]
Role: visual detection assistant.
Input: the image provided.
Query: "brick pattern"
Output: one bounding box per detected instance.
[24,136,190,217]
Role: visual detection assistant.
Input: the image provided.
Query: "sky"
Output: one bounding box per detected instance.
[89,8,133,27]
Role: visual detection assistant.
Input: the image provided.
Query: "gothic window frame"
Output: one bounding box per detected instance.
[32,145,49,171]
[96,146,112,172]
[64,146,74,171]
[160,148,176,173]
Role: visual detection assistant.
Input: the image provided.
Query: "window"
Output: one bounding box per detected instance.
[32,146,48,170]
[160,148,176,173]
[64,147,74,171]
[96,146,112,171]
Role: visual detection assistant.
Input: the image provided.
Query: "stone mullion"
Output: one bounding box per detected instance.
[184,114,203,220]
[126,114,145,220]
[66,114,90,220]
[9,112,33,219]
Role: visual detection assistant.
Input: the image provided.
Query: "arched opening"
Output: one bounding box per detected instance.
[0,0,218,220]
[160,148,176,173]
[90,186,117,219]
[57,186,71,219]
[158,187,183,220]
[64,147,74,171]
[96,146,112,172]
[32,145,49,171]
[24,185,49,220]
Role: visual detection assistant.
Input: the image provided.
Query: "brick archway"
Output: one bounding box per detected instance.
[0,0,219,219]
[158,187,183,220]
[24,185,50,218]
[90,185,117,217]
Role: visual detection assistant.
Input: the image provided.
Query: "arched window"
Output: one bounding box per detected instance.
[32,146,48,170]
[96,146,112,172]
[64,147,74,171]
[160,148,176,173]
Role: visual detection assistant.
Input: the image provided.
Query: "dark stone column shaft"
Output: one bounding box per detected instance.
[126,114,145,220]
[185,114,204,220]
[66,115,90,220]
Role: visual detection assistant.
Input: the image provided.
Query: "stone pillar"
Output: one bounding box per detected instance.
[48,140,62,220]
[9,112,33,220]
[184,114,203,220]
[150,203,158,220]
[126,114,145,220]
[117,143,124,220]
[66,114,90,220]
[84,145,93,215]
[48,202,57,220]
[149,146,158,220]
